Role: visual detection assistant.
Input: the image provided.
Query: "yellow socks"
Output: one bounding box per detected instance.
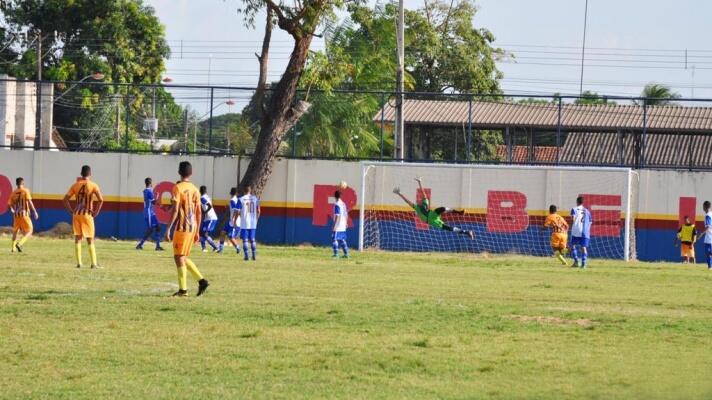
[75,242,82,266]
[88,243,98,267]
[185,258,204,281]
[18,236,29,247]
[177,265,188,290]
[556,251,567,265]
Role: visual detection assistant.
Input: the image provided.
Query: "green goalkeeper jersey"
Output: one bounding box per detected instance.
[413,198,445,229]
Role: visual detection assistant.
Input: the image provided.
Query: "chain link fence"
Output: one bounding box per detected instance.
[1,77,712,170]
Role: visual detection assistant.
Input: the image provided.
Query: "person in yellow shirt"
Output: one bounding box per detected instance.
[63,165,104,269]
[165,161,210,297]
[8,177,39,252]
[543,205,569,265]
[676,215,697,263]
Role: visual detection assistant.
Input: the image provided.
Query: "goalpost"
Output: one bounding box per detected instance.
[359,162,637,261]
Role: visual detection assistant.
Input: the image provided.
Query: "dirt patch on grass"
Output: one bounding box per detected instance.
[509,314,592,328]
[37,222,73,239]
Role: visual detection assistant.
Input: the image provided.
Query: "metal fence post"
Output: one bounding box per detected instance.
[34,79,42,150]
[208,87,214,153]
[556,97,562,164]
[124,91,130,150]
[291,123,297,157]
[467,95,472,162]
[380,92,385,160]
[641,102,647,168]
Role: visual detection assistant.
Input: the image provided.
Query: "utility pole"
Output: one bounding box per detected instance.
[151,87,157,147]
[394,0,405,160]
[183,109,189,153]
[34,29,42,149]
[193,119,197,152]
[578,0,589,96]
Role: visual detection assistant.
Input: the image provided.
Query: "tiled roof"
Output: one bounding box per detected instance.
[495,145,558,163]
[376,99,712,133]
[560,132,712,167]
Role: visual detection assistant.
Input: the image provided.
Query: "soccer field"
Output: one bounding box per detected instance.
[1,238,711,399]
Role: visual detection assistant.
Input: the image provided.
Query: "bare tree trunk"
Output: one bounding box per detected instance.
[239,36,312,196]
[252,8,273,123]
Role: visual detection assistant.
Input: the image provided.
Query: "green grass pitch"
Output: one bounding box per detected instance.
[1,237,711,399]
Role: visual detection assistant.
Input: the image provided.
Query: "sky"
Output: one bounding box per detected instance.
[146,0,712,114]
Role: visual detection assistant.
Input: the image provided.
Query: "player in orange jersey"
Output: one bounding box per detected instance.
[543,204,569,265]
[165,161,210,297]
[63,165,104,269]
[8,177,39,253]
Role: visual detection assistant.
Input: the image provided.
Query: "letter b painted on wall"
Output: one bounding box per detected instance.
[486,191,529,233]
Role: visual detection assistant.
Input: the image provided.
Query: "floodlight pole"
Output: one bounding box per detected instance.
[394,0,405,160]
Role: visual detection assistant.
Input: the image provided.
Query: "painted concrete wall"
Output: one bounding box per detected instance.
[1,150,711,262]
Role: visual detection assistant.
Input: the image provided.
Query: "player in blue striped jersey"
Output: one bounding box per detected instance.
[331,190,349,258]
[694,200,712,270]
[236,185,260,261]
[136,177,164,251]
[217,187,241,254]
[570,196,593,268]
[199,186,219,252]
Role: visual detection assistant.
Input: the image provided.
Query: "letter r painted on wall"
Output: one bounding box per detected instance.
[312,184,356,227]
[0,174,11,215]
[486,191,528,233]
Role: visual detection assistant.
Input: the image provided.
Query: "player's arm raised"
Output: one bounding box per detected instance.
[393,187,416,209]
[415,177,429,201]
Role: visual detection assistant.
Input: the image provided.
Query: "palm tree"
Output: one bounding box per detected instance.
[637,83,681,106]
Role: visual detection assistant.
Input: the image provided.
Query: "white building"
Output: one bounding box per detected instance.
[0,74,58,150]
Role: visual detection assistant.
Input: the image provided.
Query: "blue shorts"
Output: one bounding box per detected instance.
[571,236,590,248]
[144,213,158,228]
[706,244,712,255]
[223,224,239,239]
[240,229,256,241]
[332,231,347,241]
[201,219,217,234]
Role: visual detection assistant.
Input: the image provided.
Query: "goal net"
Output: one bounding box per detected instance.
[359,162,636,261]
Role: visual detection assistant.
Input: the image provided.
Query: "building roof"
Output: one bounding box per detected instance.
[496,145,558,163]
[376,99,712,133]
[560,132,712,167]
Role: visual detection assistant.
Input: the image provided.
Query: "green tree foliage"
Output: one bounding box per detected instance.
[297,0,503,159]
[638,83,681,106]
[574,90,616,105]
[0,0,171,148]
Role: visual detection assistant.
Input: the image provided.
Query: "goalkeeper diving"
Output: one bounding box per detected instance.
[393,177,475,240]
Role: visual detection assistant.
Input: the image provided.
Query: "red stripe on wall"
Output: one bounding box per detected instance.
[24,199,679,231]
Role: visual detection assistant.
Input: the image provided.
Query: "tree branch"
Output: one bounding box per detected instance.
[440,0,456,35]
[254,7,273,124]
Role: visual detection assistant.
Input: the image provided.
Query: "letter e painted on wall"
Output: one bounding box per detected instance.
[486,191,528,233]
[153,181,175,224]
[583,194,621,237]
[0,174,11,215]
[678,197,696,227]
[312,185,356,227]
